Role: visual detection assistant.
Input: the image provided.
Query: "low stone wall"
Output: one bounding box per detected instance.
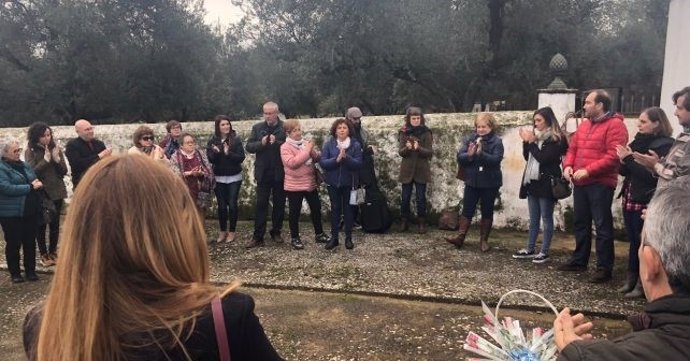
[1,112,638,231]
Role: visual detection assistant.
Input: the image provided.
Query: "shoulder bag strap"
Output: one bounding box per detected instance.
[211,297,232,361]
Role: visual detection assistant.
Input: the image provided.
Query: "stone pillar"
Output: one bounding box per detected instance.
[538,53,577,122]
[660,0,690,135]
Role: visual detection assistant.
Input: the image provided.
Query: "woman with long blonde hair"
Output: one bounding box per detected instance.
[22,155,282,361]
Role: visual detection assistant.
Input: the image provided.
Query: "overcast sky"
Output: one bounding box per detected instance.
[203,0,244,27]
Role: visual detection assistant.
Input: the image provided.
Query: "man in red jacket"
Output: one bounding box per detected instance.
[559,89,629,283]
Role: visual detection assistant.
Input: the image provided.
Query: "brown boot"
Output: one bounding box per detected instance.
[445,216,471,248]
[479,218,492,252]
[399,218,409,232]
[418,220,427,234]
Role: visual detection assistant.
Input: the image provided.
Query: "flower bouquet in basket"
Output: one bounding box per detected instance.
[464,290,559,361]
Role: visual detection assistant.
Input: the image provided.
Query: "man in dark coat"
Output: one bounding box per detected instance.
[347,107,377,230]
[245,102,287,248]
[65,119,111,189]
[554,176,690,360]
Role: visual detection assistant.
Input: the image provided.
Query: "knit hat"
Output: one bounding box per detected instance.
[346,107,363,119]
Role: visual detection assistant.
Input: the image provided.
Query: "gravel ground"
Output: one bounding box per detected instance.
[1,221,640,360]
[208,221,645,317]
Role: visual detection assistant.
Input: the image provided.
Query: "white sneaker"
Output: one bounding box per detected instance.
[512,248,536,259]
[532,253,550,264]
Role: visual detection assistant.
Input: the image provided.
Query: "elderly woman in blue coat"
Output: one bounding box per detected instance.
[0,136,44,283]
[446,112,504,252]
[319,118,363,250]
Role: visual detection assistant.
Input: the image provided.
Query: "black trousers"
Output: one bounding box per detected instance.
[286,190,324,238]
[1,216,38,277]
[37,199,63,255]
[253,179,286,240]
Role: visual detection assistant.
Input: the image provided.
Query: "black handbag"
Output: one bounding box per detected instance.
[550,176,572,200]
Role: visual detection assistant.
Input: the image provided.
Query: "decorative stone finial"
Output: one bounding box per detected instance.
[547,53,569,90]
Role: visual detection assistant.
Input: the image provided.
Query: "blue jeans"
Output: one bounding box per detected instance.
[327,186,353,239]
[400,182,427,220]
[526,195,555,254]
[570,183,615,270]
[461,186,499,220]
[215,181,242,232]
[623,209,644,275]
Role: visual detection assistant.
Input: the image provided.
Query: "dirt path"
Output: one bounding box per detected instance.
[0,274,629,361]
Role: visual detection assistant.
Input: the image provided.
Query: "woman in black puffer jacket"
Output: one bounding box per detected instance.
[206,115,246,243]
[615,107,674,298]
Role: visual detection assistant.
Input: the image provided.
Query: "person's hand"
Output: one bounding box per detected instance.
[519,128,536,143]
[212,145,221,153]
[305,140,314,151]
[413,140,420,150]
[616,145,632,161]
[467,143,477,156]
[573,169,589,181]
[269,134,276,144]
[99,147,112,159]
[554,307,594,352]
[563,166,574,182]
[223,142,230,154]
[261,135,269,145]
[31,179,43,189]
[336,147,346,162]
[632,150,660,171]
[51,146,61,160]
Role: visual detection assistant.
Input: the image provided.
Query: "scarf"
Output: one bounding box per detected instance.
[629,132,658,153]
[336,137,351,150]
[683,125,690,134]
[287,137,312,165]
[404,125,429,138]
[523,129,553,185]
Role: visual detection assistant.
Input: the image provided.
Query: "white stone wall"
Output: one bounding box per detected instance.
[1,111,640,230]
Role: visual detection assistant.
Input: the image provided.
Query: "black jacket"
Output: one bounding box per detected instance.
[245,120,286,184]
[23,292,283,361]
[206,132,246,177]
[519,136,568,199]
[65,137,106,188]
[558,295,690,360]
[619,133,674,204]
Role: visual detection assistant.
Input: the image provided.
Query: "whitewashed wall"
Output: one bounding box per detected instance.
[0,111,641,230]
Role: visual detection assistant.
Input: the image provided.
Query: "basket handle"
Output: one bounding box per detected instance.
[494,289,559,320]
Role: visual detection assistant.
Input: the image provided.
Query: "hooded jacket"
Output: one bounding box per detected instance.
[563,112,628,188]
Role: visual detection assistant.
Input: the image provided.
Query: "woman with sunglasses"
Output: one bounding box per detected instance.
[128,125,166,161]
[0,136,43,283]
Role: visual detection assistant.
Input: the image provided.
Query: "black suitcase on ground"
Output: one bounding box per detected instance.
[359,186,392,233]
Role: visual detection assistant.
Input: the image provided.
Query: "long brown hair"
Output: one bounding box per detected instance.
[34,155,238,361]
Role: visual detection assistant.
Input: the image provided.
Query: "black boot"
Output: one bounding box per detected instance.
[617,273,637,293]
[325,235,339,250]
[345,235,354,250]
[290,237,305,250]
[624,279,644,299]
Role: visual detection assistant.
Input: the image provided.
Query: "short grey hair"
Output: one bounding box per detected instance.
[0,136,20,159]
[643,175,690,292]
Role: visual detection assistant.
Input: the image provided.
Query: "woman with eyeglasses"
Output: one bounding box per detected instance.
[128,125,166,161]
[171,133,214,213]
[0,136,44,283]
[25,122,68,268]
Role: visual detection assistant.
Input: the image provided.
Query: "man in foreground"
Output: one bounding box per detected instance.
[554,176,690,360]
